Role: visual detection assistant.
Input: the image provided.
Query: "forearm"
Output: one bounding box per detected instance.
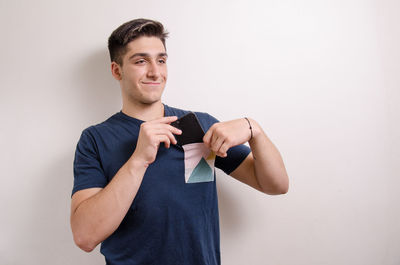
[248,119,289,194]
[71,156,147,250]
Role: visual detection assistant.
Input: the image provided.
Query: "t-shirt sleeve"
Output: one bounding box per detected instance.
[72,127,107,197]
[201,113,251,175]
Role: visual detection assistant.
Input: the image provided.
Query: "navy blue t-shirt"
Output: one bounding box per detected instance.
[72,103,251,265]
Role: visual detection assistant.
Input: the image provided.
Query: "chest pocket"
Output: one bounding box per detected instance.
[182,143,215,183]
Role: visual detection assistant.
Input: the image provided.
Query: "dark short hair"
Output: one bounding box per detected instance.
[108,18,169,65]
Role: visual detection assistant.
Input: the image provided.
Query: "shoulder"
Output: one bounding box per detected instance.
[78,112,122,142]
[193,111,219,132]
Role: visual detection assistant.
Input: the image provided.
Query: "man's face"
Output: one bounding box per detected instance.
[116,36,168,106]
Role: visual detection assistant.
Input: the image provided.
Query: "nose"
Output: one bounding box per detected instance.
[147,60,161,80]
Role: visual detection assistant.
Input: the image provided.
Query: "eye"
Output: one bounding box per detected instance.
[135,59,146,64]
[158,59,166,64]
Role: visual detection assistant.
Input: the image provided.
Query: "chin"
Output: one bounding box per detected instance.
[140,97,162,105]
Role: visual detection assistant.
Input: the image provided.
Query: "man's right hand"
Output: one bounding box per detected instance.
[130,116,182,167]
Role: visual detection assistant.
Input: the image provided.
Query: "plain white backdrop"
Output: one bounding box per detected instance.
[0,0,399,264]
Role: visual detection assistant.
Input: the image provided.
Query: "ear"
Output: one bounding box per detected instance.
[111,62,123,81]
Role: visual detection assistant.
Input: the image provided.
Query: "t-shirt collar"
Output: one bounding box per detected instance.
[117,103,170,124]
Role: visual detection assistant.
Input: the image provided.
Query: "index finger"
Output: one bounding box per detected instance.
[148,115,178,124]
[203,126,214,147]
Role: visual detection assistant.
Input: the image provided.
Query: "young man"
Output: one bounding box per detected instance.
[70,18,289,265]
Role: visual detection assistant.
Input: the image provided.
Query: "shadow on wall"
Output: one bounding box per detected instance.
[11,153,104,264]
[72,48,121,122]
[8,50,122,264]
[217,169,251,240]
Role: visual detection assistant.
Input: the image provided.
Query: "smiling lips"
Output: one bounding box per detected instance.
[142,82,161,85]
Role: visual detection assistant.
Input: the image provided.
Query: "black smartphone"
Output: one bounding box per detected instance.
[170,112,205,146]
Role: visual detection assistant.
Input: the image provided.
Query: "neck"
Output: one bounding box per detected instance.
[121,100,164,121]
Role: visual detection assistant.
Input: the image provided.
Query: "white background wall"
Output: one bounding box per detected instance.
[1,0,399,264]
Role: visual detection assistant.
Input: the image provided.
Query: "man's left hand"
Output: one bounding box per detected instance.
[203,118,256,157]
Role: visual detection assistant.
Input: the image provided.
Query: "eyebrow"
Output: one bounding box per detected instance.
[129,52,168,60]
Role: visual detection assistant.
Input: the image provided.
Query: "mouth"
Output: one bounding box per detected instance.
[142,82,162,85]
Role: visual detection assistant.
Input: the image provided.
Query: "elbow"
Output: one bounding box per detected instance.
[73,233,96,253]
[264,186,288,195]
[278,176,289,194]
[275,172,289,194]
[279,182,289,194]
[262,175,289,195]
[71,215,99,252]
[72,226,98,253]
[276,176,289,195]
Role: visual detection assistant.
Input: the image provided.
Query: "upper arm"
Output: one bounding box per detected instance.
[72,129,107,198]
[70,188,103,217]
[229,152,264,192]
